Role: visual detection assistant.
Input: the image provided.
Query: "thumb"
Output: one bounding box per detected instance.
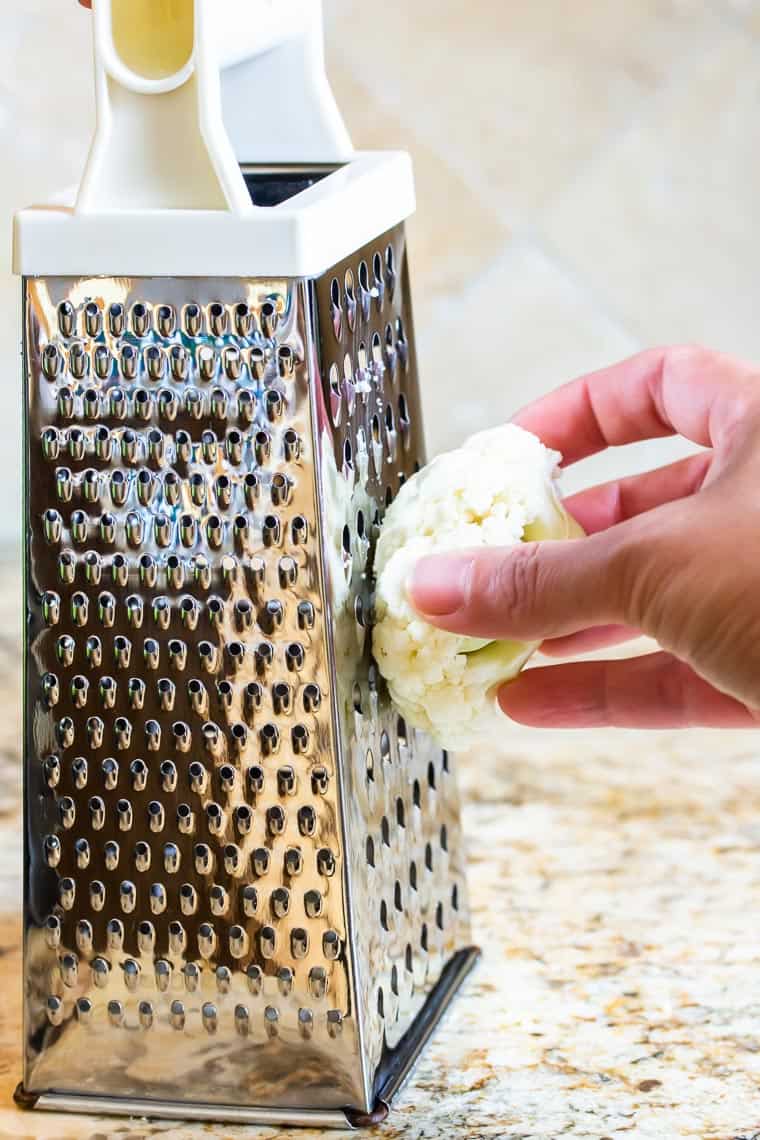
[409,533,632,642]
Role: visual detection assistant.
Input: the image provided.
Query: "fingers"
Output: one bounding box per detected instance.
[498,652,759,728]
[540,624,639,658]
[564,451,711,535]
[514,345,759,464]
[410,532,629,642]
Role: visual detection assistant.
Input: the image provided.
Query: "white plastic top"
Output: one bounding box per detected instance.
[13,0,415,279]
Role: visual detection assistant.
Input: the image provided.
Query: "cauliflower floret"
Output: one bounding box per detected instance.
[373,423,582,749]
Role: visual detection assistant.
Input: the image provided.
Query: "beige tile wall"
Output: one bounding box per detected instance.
[1,0,757,541]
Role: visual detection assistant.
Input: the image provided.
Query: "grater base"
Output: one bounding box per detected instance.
[16,946,480,1130]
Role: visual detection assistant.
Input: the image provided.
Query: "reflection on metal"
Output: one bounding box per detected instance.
[19,226,476,1128]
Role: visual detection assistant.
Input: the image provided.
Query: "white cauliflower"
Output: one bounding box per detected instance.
[372,424,582,749]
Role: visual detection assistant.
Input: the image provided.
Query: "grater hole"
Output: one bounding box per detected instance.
[385,244,396,292]
[379,900,388,931]
[405,944,413,973]
[391,965,399,995]
[425,843,433,872]
[413,780,421,809]
[440,825,448,852]
[344,268,355,305]
[373,250,383,286]
[366,749,375,783]
[409,861,417,891]
[436,902,444,930]
[381,817,390,847]
[442,750,450,773]
[380,732,391,765]
[427,762,436,790]
[366,837,375,867]
[352,683,362,714]
[394,881,402,912]
[377,987,384,1019]
[396,798,405,828]
[421,924,429,952]
[452,883,460,911]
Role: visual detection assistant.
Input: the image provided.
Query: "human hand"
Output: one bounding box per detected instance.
[410,347,760,729]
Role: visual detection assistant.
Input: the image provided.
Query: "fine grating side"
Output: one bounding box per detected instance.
[20,224,475,1125]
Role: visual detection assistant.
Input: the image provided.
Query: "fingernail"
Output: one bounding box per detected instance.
[409,554,472,616]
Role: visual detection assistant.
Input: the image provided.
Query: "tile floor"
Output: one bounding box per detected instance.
[1,0,759,543]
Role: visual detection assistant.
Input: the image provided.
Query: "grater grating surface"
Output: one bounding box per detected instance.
[21,226,475,1125]
[313,230,472,1089]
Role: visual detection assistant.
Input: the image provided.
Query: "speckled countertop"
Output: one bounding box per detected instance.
[0,565,759,1139]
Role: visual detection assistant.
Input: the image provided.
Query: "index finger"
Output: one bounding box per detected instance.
[514,345,759,466]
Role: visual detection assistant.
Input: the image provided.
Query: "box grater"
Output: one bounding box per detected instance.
[13,0,479,1128]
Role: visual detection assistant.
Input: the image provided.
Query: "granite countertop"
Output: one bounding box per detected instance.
[0,567,759,1139]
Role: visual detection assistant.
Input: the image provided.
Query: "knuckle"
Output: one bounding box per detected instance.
[484,544,543,621]
[612,527,674,634]
[653,654,688,718]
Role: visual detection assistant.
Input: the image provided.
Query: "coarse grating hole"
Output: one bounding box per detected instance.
[381,817,390,847]
[425,843,433,871]
[380,732,391,765]
[421,924,429,952]
[442,750,450,773]
[379,900,388,931]
[412,780,421,809]
[440,824,448,852]
[394,881,402,912]
[396,715,407,744]
[344,268,355,306]
[396,798,405,828]
[427,762,436,790]
[366,749,375,783]
[366,837,375,867]
[377,988,384,1018]
[452,884,460,911]
[409,862,417,891]
[436,902,444,930]
[405,944,413,973]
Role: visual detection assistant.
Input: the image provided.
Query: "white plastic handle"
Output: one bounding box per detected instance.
[76,0,353,214]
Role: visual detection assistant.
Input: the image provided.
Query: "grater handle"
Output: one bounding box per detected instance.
[76,0,352,215]
[218,0,354,168]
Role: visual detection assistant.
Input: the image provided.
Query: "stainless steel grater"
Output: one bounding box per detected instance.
[13,0,478,1128]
